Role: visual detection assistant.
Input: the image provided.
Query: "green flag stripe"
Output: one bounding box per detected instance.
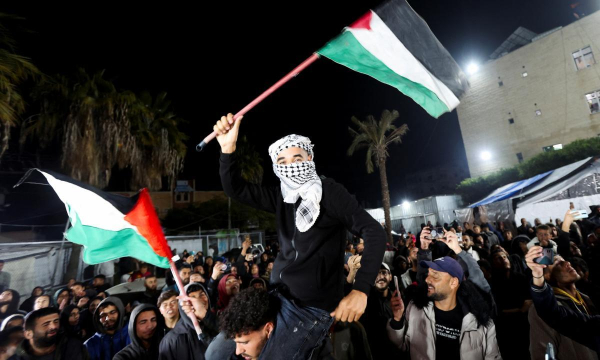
[66,219,170,269]
[318,31,449,118]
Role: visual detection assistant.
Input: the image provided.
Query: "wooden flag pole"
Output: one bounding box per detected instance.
[169,257,203,336]
[195,53,320,151]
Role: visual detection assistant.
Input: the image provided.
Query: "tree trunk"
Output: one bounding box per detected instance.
[377,155,394,245]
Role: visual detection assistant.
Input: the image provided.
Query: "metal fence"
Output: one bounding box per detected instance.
[0,241,74,299]
[0,230,266,303]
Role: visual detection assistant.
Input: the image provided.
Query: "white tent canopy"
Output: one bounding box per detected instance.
[455,157,597,225]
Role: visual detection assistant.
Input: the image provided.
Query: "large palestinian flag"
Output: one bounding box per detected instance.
[317,0,469,118]
[17,169,172,268]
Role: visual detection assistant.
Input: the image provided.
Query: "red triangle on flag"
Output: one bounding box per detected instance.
[125,189,173,259]
[350,11,373,31]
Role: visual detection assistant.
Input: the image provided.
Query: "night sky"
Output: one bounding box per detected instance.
[0,0,593,228]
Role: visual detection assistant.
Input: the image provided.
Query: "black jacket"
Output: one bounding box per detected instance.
[220,152,386,311]
[114,304,165,360]
[12,333,90,360]
[530,281,600,353]
[158,283,217,360]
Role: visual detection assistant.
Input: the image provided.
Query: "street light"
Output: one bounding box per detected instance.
[402,200,410,207]
[467,62,479,75]
[480,151,492,161]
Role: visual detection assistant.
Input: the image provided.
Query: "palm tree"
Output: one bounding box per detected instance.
[347,109,409,244]
[21,69,187,190]
[0,13,41,160]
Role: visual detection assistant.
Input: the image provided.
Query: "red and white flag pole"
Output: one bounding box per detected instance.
[195,53,320,151]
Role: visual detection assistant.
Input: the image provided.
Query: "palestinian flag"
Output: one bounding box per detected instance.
[16,169,172,268]
[317,0,469,118]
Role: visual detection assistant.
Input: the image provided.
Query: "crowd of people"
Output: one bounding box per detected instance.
[2,206,600,359]
[4,114,600,359]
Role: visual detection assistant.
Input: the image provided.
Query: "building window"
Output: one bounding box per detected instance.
[573,46,596,70]
[543,144,563,152]
[586,90,600,114]
[535,110,542,116]
[508,118,514,124]
[516,153,524,163]
[498,81,504,87]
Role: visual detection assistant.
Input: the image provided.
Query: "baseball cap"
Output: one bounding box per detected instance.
[380,263,391,272]
[420,256,464,283]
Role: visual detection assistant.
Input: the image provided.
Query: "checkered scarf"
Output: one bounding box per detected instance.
[268,134,322,232]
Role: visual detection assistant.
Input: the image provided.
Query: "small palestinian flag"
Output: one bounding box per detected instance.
[318,0,469,118]
[16,169,172,268]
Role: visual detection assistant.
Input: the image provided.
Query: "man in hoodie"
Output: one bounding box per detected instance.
[158,283,217,360]
[84,296,131,360]
[114,304,165,360]
[12,307,89,360]
[214,114,386,356]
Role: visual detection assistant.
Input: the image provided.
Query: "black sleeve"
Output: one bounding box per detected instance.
[219,152,279,213]
[530,281,600,351]
[327,181,387,296]
[206,278,219,309]
[556,229,573,258]
[417,249,432,285]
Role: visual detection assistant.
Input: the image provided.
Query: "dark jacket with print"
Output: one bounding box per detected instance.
[220,152,386,311]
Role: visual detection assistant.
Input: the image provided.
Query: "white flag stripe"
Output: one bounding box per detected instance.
[348,11,460,111]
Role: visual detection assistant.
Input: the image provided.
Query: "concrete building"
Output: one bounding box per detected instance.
[457,11,600,177]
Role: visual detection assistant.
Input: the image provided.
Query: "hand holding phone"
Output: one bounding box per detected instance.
[535,248,554,265]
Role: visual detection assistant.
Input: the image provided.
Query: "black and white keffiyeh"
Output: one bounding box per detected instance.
[268,134,322,232]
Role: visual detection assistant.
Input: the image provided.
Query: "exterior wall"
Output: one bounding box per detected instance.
[457,11,600,177]
[111,190,226,219]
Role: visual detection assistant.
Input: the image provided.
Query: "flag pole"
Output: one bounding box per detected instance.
[169,257,203,336]
[195,53,320,151]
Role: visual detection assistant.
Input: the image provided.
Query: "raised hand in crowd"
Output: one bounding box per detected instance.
[390,289,405,322]
[241,237,252,257]
[525,245,547,286]
[214,113,243,153]
[420,227,432,250]
[346,255,362,284]
[211,261,224,281]
[441,229,462,255]
[179,294,208,321]
[561,208,578,233]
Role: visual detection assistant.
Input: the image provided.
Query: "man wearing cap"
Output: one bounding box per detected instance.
[387,230,500,360]
[214,113,386,358]
[358,263,403,359]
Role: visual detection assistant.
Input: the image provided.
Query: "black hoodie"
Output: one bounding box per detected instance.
[220,152,387,311]
[158,283,217,360]
[114,304,165,360]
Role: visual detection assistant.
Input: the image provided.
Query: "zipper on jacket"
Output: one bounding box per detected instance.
[280,203,299,282]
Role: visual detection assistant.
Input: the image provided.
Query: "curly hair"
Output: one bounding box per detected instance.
[219,288,279,339]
